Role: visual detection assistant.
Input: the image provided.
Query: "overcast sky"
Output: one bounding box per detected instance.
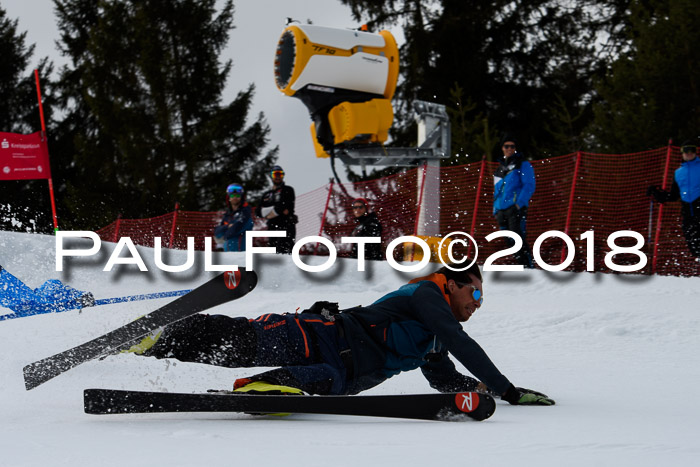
[2,0,406,193]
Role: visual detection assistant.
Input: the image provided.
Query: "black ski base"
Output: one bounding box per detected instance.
[84,389,496,422]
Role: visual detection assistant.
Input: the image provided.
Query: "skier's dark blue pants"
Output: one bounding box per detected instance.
[145,312,352,395]
[681,204,700,257]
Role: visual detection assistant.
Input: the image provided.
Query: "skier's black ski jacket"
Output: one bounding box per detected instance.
[338,273,511,395]
[255,182,296,232]
[350,212,383,260]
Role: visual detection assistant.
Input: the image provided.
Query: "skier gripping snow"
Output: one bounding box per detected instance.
[126,262,554,406]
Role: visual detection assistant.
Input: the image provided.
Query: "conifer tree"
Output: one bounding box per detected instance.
[589,0,700,151]
[0,6,54,232]
[340,0,607,161]
[52,0,277,228]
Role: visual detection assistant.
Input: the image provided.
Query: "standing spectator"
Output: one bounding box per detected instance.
[493,135,536,268]
[256,165,297,254]
[647,140,700,262]
[214,183,253,252]
[350,198,383,260]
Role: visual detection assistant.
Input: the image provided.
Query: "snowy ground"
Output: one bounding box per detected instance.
[1,230,699,467]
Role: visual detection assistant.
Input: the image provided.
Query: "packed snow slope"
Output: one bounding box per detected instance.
[1,231,698,467]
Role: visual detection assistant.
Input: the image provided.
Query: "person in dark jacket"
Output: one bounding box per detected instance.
[214,183,254,252]
[350,198,383,261]
[126,262,554,406]
[493,135,536,268]
[648,141,700,262]
[255,165,297,254]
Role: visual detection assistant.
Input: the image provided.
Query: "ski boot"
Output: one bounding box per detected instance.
[120,327,164,355]
[232,378,304,416]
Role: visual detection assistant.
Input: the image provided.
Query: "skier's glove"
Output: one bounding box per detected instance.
[646,185,660,197]
[502,384,555,406]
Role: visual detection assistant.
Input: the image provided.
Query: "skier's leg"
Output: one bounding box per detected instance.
[238,363,345,395]
[239,316,351,395]
[143,314,258,367]
[682,211,700,258]
[143,313,314,369]
[515,207,534,268]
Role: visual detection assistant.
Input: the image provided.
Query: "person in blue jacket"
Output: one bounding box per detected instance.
[126,262,554,406]
[213,183,253,252]
[493,136,536,268]
[648,141,700,262]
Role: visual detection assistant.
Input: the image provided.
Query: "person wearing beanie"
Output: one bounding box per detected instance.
[647,140,700,262]
[350,198,384,261]
[493,135,536,268]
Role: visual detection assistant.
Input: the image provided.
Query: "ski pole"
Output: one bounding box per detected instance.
[647,199,654,245]
[94,289,191,306]
[1,289,191,322]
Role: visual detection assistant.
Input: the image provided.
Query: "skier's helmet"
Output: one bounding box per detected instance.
[270,165,285,181]
[226,183,245,202]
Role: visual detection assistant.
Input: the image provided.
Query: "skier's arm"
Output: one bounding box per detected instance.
[420,351,480,392]
[214,214,230,238]
[516,161,536,208]
[648,180,680,203]
[276,186,295,215]
[493,177,505,214]
[412,283,555,405]
[411,283,511,395]
[229,206,252,237]
[365,217,382,238]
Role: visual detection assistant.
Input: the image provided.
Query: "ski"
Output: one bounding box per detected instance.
[23,270,257,391]
[83,388,496,422]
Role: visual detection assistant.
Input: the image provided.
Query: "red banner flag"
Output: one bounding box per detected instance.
[0,131,52,181]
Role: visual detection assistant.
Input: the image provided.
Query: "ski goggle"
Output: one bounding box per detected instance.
[271,169,285,179]
[227,184,244,197]
[456,282,483,305]
[681,145,697,154]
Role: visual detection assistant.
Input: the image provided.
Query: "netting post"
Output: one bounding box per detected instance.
[315,178,334,255]
[561,151,582,264]
[651,140,674,274]
[112,214,122,243]
[169,202,180,249]
[410,163,429,262]
[468,156,487,259]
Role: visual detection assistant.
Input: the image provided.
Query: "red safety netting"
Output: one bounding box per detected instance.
[95,145,698,277]
[317,168,419,257]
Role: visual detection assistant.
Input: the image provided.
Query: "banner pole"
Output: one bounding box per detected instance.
[34,69,59,232]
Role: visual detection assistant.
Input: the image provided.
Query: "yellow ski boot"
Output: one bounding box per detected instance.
[233,379,303,416]
[121,327,164,355]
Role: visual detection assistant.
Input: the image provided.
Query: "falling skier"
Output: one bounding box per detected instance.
[125,262,554,406]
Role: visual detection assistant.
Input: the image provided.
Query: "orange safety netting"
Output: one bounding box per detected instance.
[96,145,698,277]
